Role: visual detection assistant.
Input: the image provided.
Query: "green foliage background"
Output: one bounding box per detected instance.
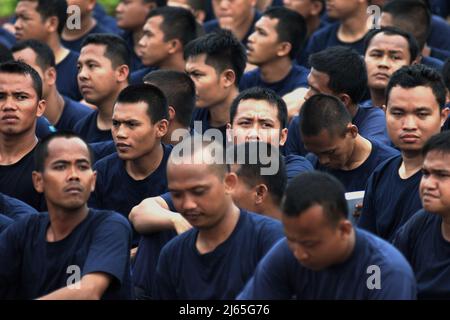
[0,0,120,18]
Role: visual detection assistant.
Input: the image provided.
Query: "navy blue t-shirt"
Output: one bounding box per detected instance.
[93,3,122,34]
[89,144,172,243]
[393,209,450,300]
[0,215,13,233]
[307,139,399,192]
[0,28,15,49]
[285,104,390,156]
[89,140,116,163]
[121,31,144,73]
[203,11,262,46]
[0,147,46,211]
[0,192,38,220]
[191,108,228,146]
[56,50,82,101]
[358,155,423,242]
[422,56,444,72]
[73,110,113,143]
[302,23,367,68]
[428,15,450,53]
[61,24,111,53]
[55,96,94,131]
[153,209,284,299]
[237,228,416,299]
[239,64,309,97]
[0,209,133,299]
[130,66,157,85]
[36,116,57,139]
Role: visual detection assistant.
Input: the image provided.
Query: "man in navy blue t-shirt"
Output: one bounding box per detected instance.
[74,34,130,143]
[238,171,416,299]
[286,46,389,157]
[241,7,309,119]
[393,131,450,299]
[358,64,450,241]
[12,40,94,132]
[0,61,46,211]
[89,84,171,246]
[0,132,133,299]
[301,94,399,193]
[153,137,284,299]
[364,27,420,109]
[14,0,82,100]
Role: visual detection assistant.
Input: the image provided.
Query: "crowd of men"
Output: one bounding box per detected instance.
[0,0,449,300]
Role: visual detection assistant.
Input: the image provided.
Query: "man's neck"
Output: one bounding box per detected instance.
[369,88,386,108]
[158,55,186,72]
[337,8,369,43]
[344,135,372,171]
[162,122,189,145]
[208,87,239,128]
[230,10,255,42]
[125,142,164,180]
[259,58,292,84]
[306,16,321,38]
[0,131,38,165]
[260,201,282,221]
[62,15,96,40]
[47,205,90,242]
[335,227,356,265]
[196,203,240,254]
[43,90,65,125]
[399,151,423,179]
[347,102,359,119]
[47,37,70,65]
[96,84,128,130]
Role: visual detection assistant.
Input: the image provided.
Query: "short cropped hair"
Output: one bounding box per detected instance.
[115,83,169,124]
[300,94,352,137]
[0,60,43,99]
[386,64,447,110]
[81,34,131,69]
[143,69,195,127]
[422,131,450,158]
[282,171,348,225]
[12,40,56,70]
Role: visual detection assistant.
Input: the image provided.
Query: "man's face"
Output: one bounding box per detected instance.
[77,44,120,106]
[185,54,229,109]
[0,72,44,136]
[138,16,172,68]
[420,151,450,216]
[247,16,282,66]
[33,137,96,211]
[112,101,165,161]
[167,162,232,229]
[365,33,412,92]
[13,48,51,98]
[386,86,447,153]
[212,0,256,30]
[326,0,362,20]
[229,99,287,146]
[283,204,348,271]
[116,0,153,30]
[14,1,49,42]
[304,68,333,100]
[303,128,354,169]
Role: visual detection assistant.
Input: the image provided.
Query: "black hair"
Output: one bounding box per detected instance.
[230,87,288,129]
[28,0,68,35]
[262,6,307,59]
[34,131,94,172]
[386,64,447,110]
[143,69,195,127]
[382,0,431,49]
[115,83,169,124]
[443,58,450,92]
[184,29,247,84]
[81,33,131,69]
[422,131,450,157]
[12,40,56,70]
[0,60,43,99]
[146,6,197,47]
[0,43,13,63]
[282,171,348,224]
[229,141,287,206]
[144,0,167,5]
[364,26,420,63]
[309,46,368,104]
[300,94,352,137]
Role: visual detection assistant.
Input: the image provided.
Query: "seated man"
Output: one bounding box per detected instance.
[237,171,416,299]
[301,94,399,192]
[358,64,449,241]
[153,137,284,299]
[394,131,450,299]
[286,46,390,157]
[0,132,133,299]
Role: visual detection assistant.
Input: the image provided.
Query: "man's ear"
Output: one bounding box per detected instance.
[116,64,130,83]
[440,107,450,127]
[32,171,44,193]
[346,123,359,138]
[255,184,268,205]
[338,219,353,239]
[168,105,176,121]
[168,39,182,54]
[36,99,46,118]
[45,67,57,87]
[337,93,352,108]
[156,119,170,138]
[311,0,324,16]
[222,69,236,89]
[279,128,288,146]
[276,42,292,58]
[90,171,97,193]
[44,16,59,34]
[224,172,238,194]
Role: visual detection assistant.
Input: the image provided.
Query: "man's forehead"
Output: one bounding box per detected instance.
[0,73,35,91]
[236,99,278,118]
[46,138,90,159]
